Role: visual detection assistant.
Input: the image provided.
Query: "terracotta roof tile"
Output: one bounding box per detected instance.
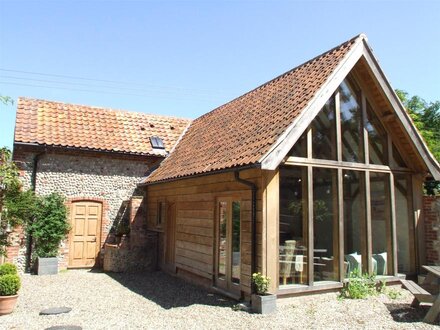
[145,35,361,183]
[14,98,191,156]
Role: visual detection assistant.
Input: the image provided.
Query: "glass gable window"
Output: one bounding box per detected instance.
[366,102,388,165]
[288,131,307,158]
[339,80,364,163]
[312,98,337,160]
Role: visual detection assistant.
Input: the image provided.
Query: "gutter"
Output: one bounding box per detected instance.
[234,171,257,295]
[25,151,44,273]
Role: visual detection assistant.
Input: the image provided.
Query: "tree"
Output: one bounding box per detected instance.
[396,90,440,195]
[0,96,13,109]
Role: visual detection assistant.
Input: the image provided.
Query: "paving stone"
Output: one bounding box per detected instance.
[40,307,72,315]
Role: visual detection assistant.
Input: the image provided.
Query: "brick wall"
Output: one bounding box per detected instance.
[423,196,440,266]
[7,149,155,271]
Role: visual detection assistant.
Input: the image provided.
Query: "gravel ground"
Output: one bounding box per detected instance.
[1,270,438,330]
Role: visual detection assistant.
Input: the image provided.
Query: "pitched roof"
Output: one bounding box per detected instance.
[143,35,360,183]
[14,98,191,156]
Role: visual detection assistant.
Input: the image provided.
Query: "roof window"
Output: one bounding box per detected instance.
[150,136,165,149]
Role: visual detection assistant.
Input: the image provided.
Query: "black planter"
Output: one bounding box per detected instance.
[36,257,58,275]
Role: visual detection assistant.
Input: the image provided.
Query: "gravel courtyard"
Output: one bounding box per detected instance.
[1,270,437,330]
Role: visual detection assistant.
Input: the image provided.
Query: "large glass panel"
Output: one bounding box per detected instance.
[343,170,367,277]
[370,172,393,275]
[394,174,415,273]
[340,79,364,163]
[392,144,407,168]
[288,131,307,158]
[218,201,227,280]
[366,103,388,165]
[231,201,241,284]
[313,168,339,282]
[279,166,308,285]
[312,97,337,160]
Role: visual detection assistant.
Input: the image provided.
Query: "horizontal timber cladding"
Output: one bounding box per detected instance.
[146,168,264,294]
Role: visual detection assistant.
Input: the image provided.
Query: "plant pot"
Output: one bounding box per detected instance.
[0,295,18,315]
[36,257,58,275]
[251,293,277,314]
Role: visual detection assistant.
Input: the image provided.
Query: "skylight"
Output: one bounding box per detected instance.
[150,136,165,149]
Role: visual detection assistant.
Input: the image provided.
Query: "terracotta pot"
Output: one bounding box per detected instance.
[0,295,18,315]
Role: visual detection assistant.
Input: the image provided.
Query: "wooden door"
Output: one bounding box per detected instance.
[69,201,102,268]
[164,203,176,272]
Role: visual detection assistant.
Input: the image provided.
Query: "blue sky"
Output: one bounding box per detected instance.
[0,0,439,149]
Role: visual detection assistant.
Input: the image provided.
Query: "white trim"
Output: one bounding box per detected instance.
[259,36,365,170]
[259,36,440,180]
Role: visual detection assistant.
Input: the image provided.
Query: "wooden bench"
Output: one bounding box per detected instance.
[401,280,435,306]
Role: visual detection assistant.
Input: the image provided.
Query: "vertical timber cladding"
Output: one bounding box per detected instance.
[146,168,264,295]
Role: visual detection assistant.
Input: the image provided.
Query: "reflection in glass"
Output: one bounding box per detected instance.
[366,103,388,165]
[343,170,367,277]
[392,144,407,168]
[395,174,414,273]
[312,97,337,160]
[340,79,364,163]
[370,172,393,276]
[232,201,241,284]
[279,166,308,285]
[218,201,227,279]
[289,131,307,158]
[313,168,339,281]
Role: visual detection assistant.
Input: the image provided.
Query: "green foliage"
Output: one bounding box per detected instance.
[0,274,21,296]
[0,95,14,108]
[0,263,18,276]
[396,90,440,195]
[340,272,378,299]
[28,193,70,258]
[386,288,402,300]
[252,272,271,295]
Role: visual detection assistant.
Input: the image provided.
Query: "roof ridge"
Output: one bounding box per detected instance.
[17,96,192,122]
[195,33,365,123]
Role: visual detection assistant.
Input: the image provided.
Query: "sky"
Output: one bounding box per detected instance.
[0,0,439,149]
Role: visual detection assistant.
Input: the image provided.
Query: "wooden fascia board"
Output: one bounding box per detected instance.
[360,43,440,180]
[259,36,365,170]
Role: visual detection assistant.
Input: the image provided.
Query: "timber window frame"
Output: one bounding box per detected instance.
[278,76,416,291]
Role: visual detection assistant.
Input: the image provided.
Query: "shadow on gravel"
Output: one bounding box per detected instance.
[385,303,431,323]
[103,271,236,310]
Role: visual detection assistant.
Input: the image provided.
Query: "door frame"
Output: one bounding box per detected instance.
[163,202,177,273]
[68,200,103,268]
[214,196,242,296]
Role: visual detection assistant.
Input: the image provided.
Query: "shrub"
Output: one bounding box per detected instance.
[340,272,378,299]
[252,272,271,295]
[28,193,70,258]
[0,263,17,276]
[0,274,21,296]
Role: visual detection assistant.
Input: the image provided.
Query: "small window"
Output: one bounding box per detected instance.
[150,136,165,149]
[157,201,166,226]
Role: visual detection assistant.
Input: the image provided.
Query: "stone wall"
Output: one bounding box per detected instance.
[7,149,154,271]
[423,196,440,266]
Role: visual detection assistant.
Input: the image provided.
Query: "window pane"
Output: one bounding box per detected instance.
[312,97,337,160]
[340,80,364,163]
[231,201,241,284]
[370,172,393,275]
[289,131,307,158]
[366,103,388,165]
[394,174,415,273]
[313,168,339,282]
[392,144,407,168]
[343,170,367,277]
[279,166,308,285]
[218,201,227,279]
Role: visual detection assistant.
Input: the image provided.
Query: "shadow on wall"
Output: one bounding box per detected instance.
[102,270,235,309]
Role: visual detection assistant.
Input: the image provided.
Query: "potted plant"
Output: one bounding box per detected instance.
[0,263,21,315]
[251,272,276,314]
[28,193,70,275]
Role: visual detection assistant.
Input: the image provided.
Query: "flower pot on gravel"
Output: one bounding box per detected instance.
[251,293,277,314]
[36,257,58,275]
[0,264,21,315]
